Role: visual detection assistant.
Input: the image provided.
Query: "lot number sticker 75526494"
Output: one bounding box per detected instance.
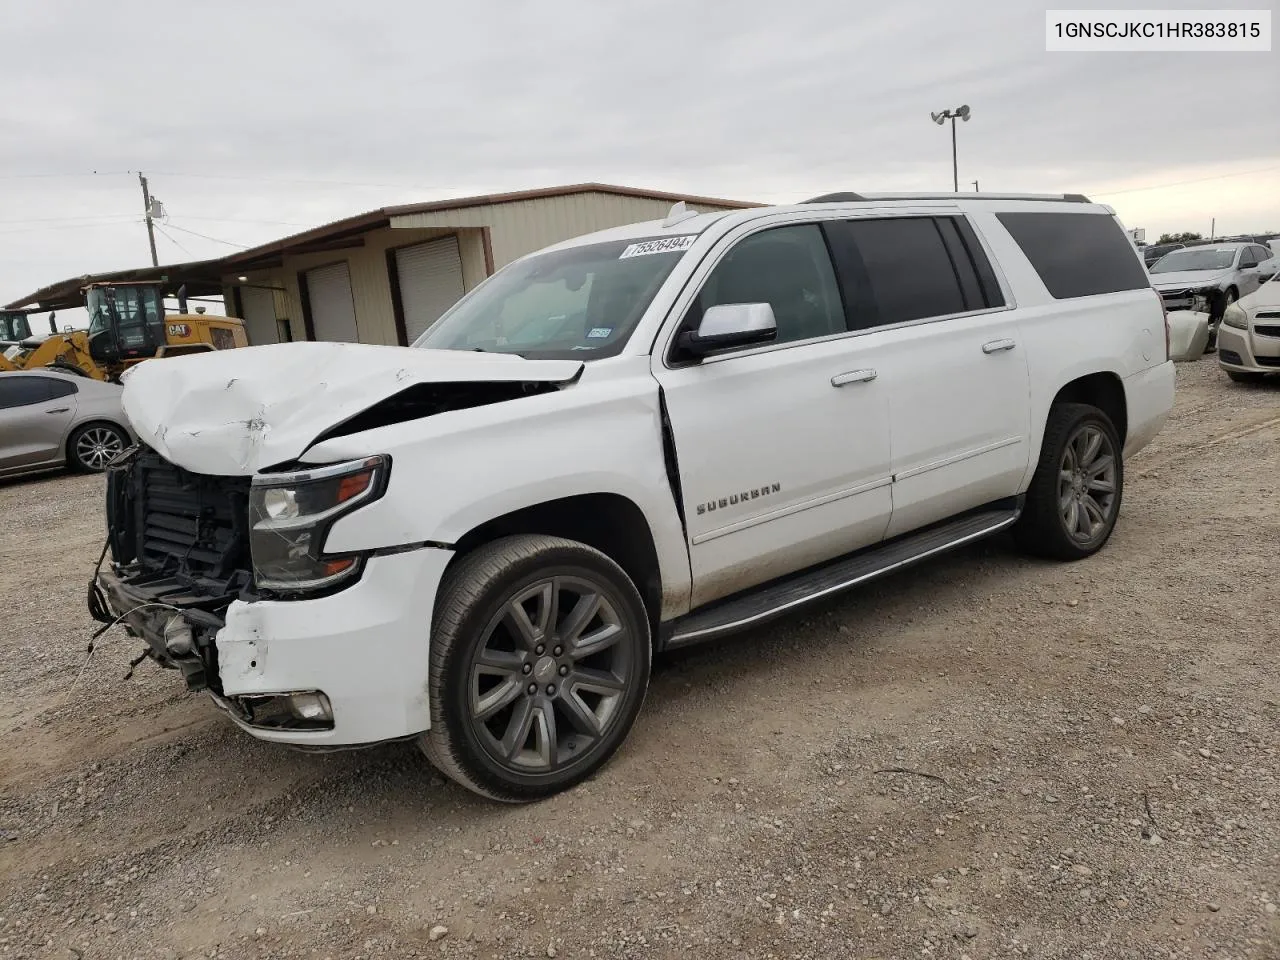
[618,235,698,259]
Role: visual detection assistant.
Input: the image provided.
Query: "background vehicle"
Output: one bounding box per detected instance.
[0,370,134,479]
[1149,241,1274,349]
[83,283,248,375]
[1218,269,1280,383]
[1142,242,1184,268]
[94,194,1175,803]
[0,309,36,346]
[1,284,247,381]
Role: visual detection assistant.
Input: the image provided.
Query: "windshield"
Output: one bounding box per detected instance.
[414,235,696,359]
[86,286,163,347]
[1150,248,1237,274]
[0,312,31,342]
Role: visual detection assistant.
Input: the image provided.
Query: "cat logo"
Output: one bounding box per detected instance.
[167,323,191,337]
[696,483,781,515]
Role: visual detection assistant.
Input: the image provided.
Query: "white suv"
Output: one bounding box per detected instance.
[94,192,1175,801]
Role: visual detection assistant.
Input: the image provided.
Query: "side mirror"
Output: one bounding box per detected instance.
[677,303,777,359]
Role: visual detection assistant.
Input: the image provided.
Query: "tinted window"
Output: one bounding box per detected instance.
[837,217,968,327]
[1239,247,1258,267]
[691,224,845,345]
[997,212,1151,298]
[47,378,77,399]
[0,377,53,409]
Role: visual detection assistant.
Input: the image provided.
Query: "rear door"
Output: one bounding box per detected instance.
[0,376,78,470]
[825,214,1032,539]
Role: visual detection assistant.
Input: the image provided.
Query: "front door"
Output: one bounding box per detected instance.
[0,376,78,470]
[653,223,894,609]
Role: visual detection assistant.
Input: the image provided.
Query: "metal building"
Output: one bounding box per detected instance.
[5,183,755,347]
[219,183,754,347]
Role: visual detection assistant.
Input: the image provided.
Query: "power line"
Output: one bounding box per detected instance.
[0,219,144,236]
[162,221,250,248]
[0,212,138,225]
[0,170,133,180]
[1091,165,1280,198]
[148,170,473,190]
[153,223,193,256]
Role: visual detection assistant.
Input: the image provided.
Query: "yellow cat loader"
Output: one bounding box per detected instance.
[1,284,248,382]
[0,308,102,379]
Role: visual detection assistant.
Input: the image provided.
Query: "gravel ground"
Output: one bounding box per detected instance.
[1,358,1278,960]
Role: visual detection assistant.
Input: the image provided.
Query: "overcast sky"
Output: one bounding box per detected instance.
[3,0,1277,323]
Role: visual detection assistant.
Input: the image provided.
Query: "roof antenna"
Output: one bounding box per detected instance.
[662,201,698,228]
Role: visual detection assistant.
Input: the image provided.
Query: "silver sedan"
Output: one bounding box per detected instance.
[0,370,136,479]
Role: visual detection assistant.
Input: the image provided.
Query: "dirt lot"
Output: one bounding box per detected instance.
[1,358,1278,960]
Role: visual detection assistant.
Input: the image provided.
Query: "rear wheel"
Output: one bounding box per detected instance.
[67,422,128,473]
[419,535,652,802]
[1015,403,1123,561]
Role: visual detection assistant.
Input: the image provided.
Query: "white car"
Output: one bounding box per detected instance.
[93,192,1175,801]
[1218,269,1280,381]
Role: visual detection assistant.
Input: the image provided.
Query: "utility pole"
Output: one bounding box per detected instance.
[138,172,159,267]
[1210,218,1216,241]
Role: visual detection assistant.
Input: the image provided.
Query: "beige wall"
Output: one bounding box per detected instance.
[390,191,742,268]
[222,193,743,347]
[222,226,487,346]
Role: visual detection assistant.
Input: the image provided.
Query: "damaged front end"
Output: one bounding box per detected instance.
[93,447,254,693]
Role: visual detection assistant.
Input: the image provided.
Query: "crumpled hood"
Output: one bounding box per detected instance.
[121,341,583,476]
[1150,270,1230,290]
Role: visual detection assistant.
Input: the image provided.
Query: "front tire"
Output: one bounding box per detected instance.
[419,535,652,802]
[67,422,129,473]
[1015,403,1123,561]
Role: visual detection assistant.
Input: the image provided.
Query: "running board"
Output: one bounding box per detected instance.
[665,503,1021,648]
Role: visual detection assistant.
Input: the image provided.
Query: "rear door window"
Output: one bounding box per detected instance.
[996,211,1151,299]
[826,216,985,329]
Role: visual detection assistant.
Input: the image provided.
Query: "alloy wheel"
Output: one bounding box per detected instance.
[75,427,124,471]
[1057,423,1117,545]
[468,575,635,774]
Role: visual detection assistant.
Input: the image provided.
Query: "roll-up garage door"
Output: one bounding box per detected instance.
[240,286,278,345]
[306,262,358,342]
[395,237,465,343]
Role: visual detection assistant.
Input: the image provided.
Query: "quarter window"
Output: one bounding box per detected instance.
[996,211,1151,299]
[687,224,846,346]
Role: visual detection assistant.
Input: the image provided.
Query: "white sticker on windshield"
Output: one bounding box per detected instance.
[619,235,698,259]
[587,327,612,338]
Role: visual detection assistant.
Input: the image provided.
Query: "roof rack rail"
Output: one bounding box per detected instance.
[801,191,1091,204]
[803,192,867,203]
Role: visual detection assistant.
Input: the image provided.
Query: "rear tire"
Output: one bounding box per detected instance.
[419,535,652,802]
[1015,403,1123,561]
[67,422,129,473]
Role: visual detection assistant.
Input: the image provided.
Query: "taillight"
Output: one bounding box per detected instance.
[1157,292,1170,361]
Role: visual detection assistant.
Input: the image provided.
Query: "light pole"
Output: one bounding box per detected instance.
[930,105,971,192]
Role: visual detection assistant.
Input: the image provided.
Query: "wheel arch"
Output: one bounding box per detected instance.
[447,493,665,634]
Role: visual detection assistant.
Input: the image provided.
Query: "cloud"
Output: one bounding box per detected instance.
[2,0,1277,305]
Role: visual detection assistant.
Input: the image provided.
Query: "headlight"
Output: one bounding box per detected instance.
[249,455,388,594]
[1222,303,1249,330]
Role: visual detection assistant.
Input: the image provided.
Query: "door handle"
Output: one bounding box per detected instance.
[831,369,877,387]
[982,339,1016,354]
[46,407,70,414]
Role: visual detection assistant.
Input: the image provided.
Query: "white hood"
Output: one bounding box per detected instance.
[1150,270,1229,290]
[121,341,583,476]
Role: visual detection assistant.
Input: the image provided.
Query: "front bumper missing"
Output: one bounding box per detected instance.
[95,567,334,731]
